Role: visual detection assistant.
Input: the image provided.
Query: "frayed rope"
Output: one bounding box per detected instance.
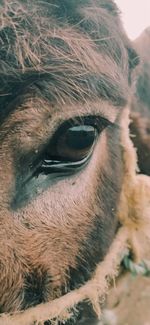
[0,227,129,325]
[0,108,149,325]
[123,255,150,277]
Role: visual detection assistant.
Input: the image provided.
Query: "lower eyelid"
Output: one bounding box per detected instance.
[37,150,93,176]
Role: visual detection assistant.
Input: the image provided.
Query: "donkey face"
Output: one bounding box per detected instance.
[0,0,138,323]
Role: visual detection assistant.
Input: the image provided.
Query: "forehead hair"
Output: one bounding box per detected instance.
[0,0,137,118]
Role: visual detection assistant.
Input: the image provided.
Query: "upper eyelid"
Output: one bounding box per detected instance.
[31,115,112,159]
[51,115,114,146]
[43,115,109,150]
[53,115,113,134]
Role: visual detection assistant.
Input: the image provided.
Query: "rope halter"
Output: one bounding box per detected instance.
[0,108,149,325]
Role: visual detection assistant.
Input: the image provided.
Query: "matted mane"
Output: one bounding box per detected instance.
[0,0,136,118]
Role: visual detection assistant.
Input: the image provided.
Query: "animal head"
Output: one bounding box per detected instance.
[0,0,139,323]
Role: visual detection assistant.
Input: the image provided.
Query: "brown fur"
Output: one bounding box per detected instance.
[0,1,138,324]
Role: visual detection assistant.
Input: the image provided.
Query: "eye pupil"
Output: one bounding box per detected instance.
[66,125,96,150]
[37,118,105,177]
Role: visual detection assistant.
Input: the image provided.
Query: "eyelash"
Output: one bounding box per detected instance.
[57,115,112,133]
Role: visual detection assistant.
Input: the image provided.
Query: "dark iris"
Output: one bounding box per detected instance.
[34,116,110,176]
[34,125,97,176]
[66,125,96,150]
[41,124,97,169]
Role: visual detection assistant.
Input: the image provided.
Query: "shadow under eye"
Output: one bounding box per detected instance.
[12,149,93,210]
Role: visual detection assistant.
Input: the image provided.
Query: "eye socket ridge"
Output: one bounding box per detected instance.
[35,115,111,176]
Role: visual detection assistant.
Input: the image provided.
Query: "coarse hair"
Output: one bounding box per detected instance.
[0,0,137,120]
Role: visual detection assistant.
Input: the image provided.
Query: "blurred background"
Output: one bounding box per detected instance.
[115,0,150,39]
[106,3,150,325]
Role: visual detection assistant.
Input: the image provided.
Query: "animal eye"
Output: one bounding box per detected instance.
[34,116,110,176]
[49,125,97,161]
[39,125,97,175]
